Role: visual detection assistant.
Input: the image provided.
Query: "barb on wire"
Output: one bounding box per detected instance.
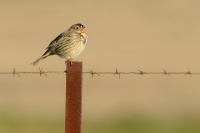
[137,70,147,75]
[114,68,121,79]
[64,70,67,74]
[39,68,47,77]
[12,68,21,77]
[162,69,170,77]
[89,70,100,77]
[185,69,192,78]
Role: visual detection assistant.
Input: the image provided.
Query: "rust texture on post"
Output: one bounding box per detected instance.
[66,60,82,133]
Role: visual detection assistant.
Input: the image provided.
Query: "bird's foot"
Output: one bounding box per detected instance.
[69,59,73,66]
[65,59,73,66]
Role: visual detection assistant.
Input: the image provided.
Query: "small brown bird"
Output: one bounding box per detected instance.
[31,23,88,65]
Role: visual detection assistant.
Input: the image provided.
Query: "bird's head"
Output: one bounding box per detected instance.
[69,23,86,33]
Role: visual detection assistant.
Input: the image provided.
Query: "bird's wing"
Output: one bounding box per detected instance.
[46,32,70,50]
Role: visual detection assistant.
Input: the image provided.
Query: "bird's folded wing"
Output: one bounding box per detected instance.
[46,32,70,50]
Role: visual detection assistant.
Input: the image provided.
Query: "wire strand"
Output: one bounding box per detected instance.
[0,68,198,78]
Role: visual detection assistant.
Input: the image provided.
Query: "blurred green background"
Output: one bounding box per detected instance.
[1,0,200,133]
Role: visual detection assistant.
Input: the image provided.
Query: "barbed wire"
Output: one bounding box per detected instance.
[0,68,199,78]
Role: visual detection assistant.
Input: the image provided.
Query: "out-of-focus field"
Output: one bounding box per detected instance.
[1,112,200,133]
[1,0,200,133]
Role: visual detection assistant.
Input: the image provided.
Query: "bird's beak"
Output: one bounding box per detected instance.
[80,27,85,33]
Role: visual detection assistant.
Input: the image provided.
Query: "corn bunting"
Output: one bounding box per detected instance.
[31,23,88,65]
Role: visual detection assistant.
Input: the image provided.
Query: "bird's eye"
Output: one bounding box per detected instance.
[76,27,79,29]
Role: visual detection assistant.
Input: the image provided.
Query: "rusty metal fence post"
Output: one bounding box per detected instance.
[66,61,82,133]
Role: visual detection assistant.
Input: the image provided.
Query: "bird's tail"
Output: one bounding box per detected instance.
[31,51,51,66]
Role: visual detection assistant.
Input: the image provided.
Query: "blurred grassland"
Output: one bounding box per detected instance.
[0,111,200,133]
